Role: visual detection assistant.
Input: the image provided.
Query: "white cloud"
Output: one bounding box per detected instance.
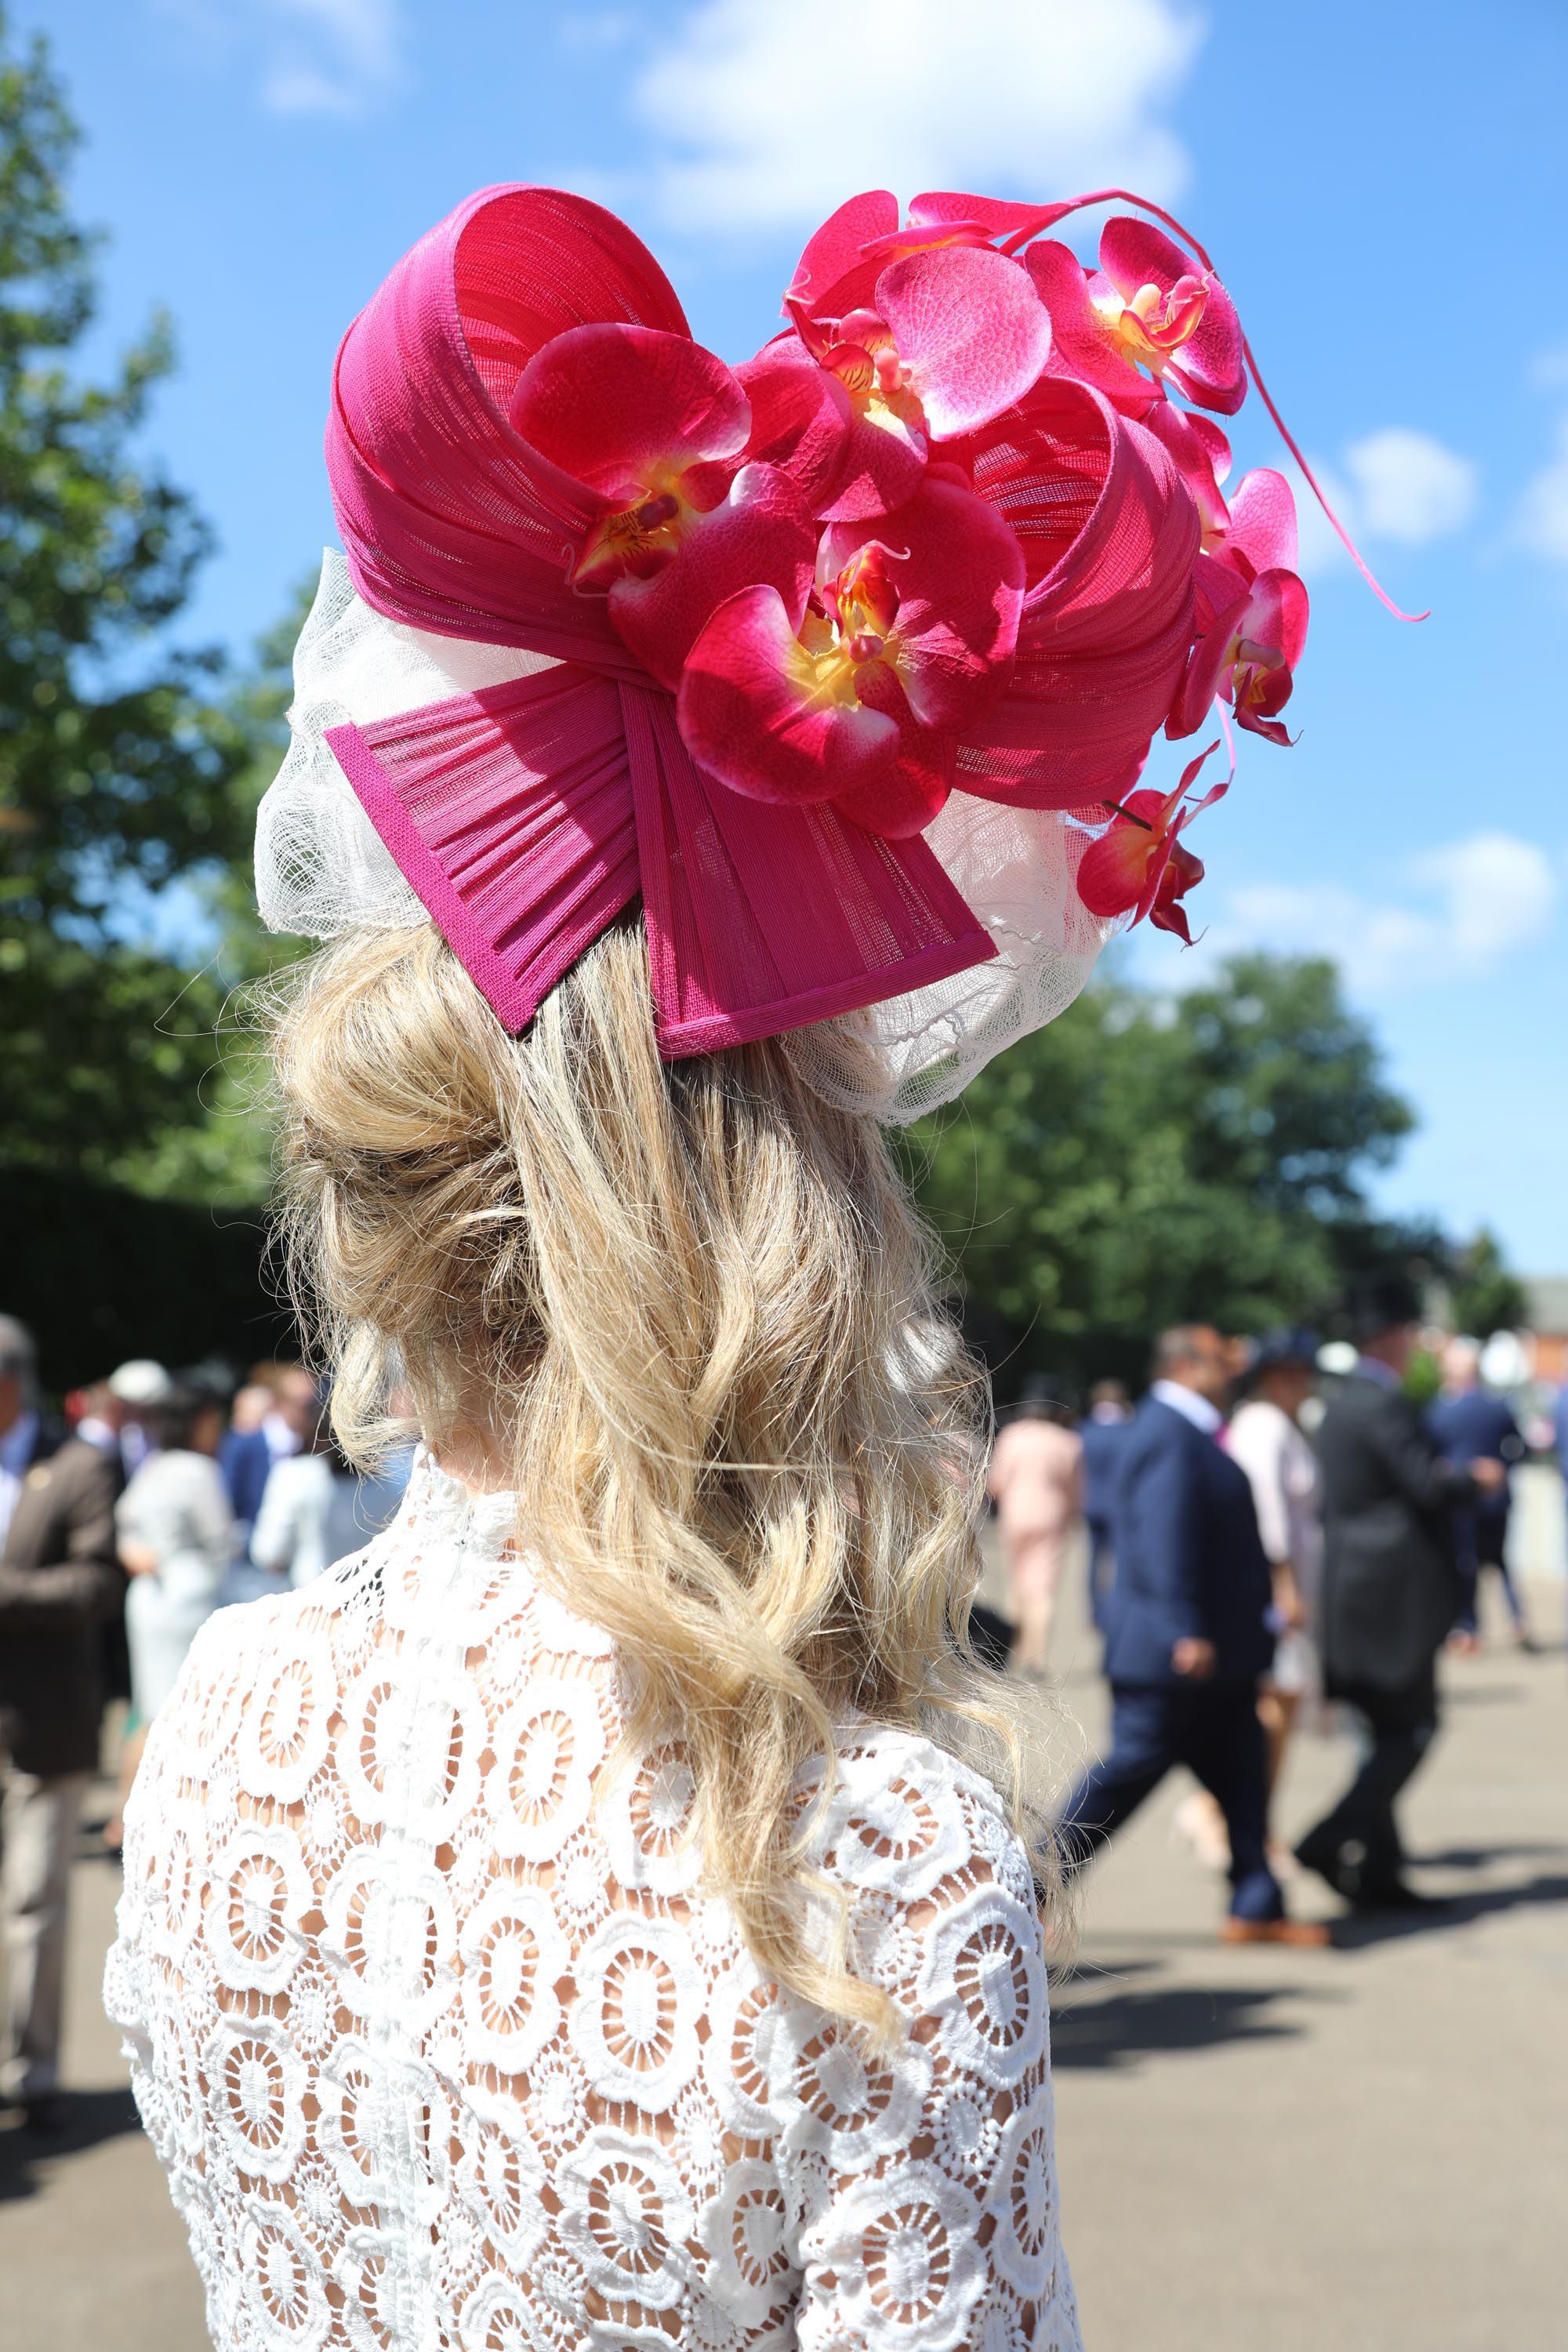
[261,0,400,114]
[1209,833,1557,998]
[1279,430,1478,579]
[1342,428,1479,545]
[165,0,401,115]
[1528,343,1568,391]
[1514,416,1568,566]
[629,0,1205,237]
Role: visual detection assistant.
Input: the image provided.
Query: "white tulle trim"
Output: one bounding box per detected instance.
[255,553,555,940]
[255,554,1113,1123]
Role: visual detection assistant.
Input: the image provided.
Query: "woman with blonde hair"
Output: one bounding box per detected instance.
[105,176,1351,2347]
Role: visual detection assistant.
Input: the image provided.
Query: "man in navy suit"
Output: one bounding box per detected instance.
[1058,1325,1328,1945]
[1425,1338,1530,1648]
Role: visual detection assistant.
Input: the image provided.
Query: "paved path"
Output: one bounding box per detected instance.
[1045,1567,1567,2352]
[2,1556,1563,2350]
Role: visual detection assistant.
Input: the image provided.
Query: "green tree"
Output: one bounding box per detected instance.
[111,590,309,1207]
[1446,1228,1526,1340]
[0,13,251,1177]
[906,953,1420,1386]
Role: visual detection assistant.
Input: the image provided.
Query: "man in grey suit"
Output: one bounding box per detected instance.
[1295,1274,1504,1912]
[0,1314,122,2130]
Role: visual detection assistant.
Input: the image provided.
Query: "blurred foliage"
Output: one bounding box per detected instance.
[110,588,310,1207]
[0,13,265,1181]
[1446,1228,1527,1341]
[0,1162,290,1392]
[905,953,1441,1391]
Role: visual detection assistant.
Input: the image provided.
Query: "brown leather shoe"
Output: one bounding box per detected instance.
[1218,1915,1333,1947]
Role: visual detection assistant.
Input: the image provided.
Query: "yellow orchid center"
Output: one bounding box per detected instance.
[820,311,926,441]
[1095,274,1209,374]
[1232,636,1284,710]
[572,479,690,590]
[789,547,905,707]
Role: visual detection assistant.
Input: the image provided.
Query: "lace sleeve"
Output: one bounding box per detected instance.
[770,1737,1082,2352]
[102,1599,269,2329]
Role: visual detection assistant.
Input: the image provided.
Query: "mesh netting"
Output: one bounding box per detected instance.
[781,789,1114,1123]
[255,553,557,939]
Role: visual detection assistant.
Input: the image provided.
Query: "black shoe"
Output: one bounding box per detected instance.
[1293,1834,1360,1900]
[1349,1879,1449,1915]
[21,2092,67,2136]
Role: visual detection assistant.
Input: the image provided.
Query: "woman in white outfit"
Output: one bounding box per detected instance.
[1227,1330,1324,1795]
[249,1390,412,1588]
[109,1380,236,1846]
[116,1381,234,1722]
[105,924,1084,2352]
[91,156,1348,2348]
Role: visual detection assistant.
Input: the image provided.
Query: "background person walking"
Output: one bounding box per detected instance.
[1297,1276,1504,1912]
[1228,1329,1324,1798]
[987,1377,1085,1674]
[0,1313,122,2132]
[1425,1337,1530,1651]
[1058,1326,1328,1946]
[113,1378,235,1828]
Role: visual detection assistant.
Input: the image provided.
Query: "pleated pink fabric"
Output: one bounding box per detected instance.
[326,670,992,1052]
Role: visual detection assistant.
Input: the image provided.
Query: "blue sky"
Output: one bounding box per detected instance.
[24,0,1568,1269]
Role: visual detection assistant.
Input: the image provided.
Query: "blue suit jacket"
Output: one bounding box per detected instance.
[1079,1415,1129,1553]
[220,1427,274,1533]
[1101,1396,1273,1688]
[1425,1390,1520,1529]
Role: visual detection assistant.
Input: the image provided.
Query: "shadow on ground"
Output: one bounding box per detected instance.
[1050,1971,1311,2068]
[1330,1868,1568,1952]
[0,2088,143,2205]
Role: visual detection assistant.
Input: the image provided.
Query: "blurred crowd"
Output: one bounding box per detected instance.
[985,1272,1555,1946]
[0,1279,1559,2127]
[0,1316,409,2130]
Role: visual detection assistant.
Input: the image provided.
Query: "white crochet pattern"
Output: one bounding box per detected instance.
[107,1454,1082,2352]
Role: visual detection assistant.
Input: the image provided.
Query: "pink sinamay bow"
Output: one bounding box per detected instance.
[321,183,1383,1051]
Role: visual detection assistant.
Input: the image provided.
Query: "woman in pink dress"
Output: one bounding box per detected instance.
[988,1384,1086,1673]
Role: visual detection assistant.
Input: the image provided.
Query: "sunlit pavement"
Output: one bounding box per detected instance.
[1037,1536,1566,2352]
[2,1525,1563,2351]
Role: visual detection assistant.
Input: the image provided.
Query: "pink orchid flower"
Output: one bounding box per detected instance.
[1140,404,1232,553]
[781,200,1053,521]
[1028,216,1246,416]
[1075,743,1227,944]
[1169,470,1308,746]
[677,476,1025,838]
[508,321,816,690]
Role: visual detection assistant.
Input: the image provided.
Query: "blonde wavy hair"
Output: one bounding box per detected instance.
[269,917,1052,2034]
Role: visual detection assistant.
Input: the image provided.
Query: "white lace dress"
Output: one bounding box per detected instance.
[106,1454,1082,2352]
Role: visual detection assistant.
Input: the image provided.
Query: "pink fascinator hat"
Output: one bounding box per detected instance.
[258,182,1390,1119]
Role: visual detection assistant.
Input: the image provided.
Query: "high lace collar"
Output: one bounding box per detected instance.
[404,1446,518,1559]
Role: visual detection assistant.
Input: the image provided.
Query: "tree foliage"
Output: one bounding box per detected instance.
[0,13,251,1174]
[1446,1228,1526,1340]
[906,953,1423,1386]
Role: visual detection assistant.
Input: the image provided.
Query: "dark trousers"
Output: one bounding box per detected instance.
[1058,1680,1281,1921]
[1299,1670,1438,1892]
[1452,1508,1523,1635]
[1085,1526,1114,1632]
